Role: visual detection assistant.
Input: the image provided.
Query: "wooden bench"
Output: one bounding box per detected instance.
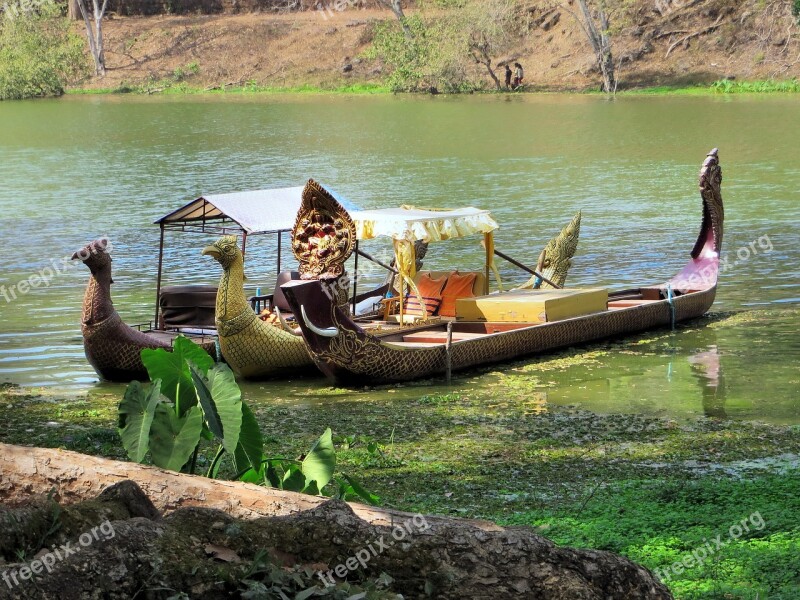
[402,331,486,344]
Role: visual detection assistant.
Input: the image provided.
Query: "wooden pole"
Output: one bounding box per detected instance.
[154,225,165,328]
[356,248,398,274]
[352,240,359,314]
[483,233,492,295]
[445,321,453,384]
[493,248,561,289]
[276,231,282,275]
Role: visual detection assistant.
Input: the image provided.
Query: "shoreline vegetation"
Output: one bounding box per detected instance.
[4,0,800,101]
[2,310,800,598]
[64,78,800,97]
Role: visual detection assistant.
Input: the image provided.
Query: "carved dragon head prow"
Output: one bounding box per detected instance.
[693,148,724,259]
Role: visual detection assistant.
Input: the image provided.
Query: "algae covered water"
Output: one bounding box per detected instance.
[0,93,797,422]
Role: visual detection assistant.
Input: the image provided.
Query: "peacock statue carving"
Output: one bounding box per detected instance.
[202,235,313,378]
[73,238,173,382]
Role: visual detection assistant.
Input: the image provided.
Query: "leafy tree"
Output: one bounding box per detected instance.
[0,0,88,100]
[367,0,521,92]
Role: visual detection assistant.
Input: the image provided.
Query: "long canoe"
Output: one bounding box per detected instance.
[281,149,724,386]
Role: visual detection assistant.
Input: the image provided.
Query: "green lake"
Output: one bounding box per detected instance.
[0,93,797,423]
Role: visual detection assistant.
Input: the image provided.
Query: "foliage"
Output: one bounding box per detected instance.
[118,337,378,504]
[365,0,519,93]
[503,474,800,599]
[0,0,88,100]
[793,0,800,22]
[240,553,401,598]
[710,78,800,93]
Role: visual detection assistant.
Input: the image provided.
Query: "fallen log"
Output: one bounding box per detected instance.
[0,444,672,599]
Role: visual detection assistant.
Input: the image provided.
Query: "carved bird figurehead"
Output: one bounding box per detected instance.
[202,235,241,270]
[72,238,113,282]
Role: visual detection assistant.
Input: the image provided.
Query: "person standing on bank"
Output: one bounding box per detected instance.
[504,64,512,89]
[512,62,524,89]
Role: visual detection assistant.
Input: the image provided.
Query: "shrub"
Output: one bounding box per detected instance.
[0,0,88,100]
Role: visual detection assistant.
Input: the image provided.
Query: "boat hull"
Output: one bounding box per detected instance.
[282,281,716,385]
[83,313,217,382]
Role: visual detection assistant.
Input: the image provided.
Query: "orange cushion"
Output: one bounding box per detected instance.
[438,272,477,317]
[404,273,446,317]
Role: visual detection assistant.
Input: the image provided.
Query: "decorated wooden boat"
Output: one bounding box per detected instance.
[72,239,217,382]
[201,179,360,378]
[74,185,357,382]
[281,149,724,385]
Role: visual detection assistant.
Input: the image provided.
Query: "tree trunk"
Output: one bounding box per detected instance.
[471,43,502,90]
[76,0,107,76]
[0,444,672,599]
[574,0,616,93]
[67,0,81,20]
[379,0,412,38]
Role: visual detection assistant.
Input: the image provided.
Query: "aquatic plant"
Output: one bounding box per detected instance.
[118,336,377,503]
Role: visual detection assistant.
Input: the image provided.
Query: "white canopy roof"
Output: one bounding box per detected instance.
[351,206,499,243]
[156,186,359,235]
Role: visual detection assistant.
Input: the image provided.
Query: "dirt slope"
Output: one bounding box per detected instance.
[83,1,800,91]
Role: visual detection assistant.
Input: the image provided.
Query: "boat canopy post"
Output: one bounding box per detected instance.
[352,240,359,314]
[241,231,248,260]
[154,224,165,327]
[276,231,282,275]
[483,232,493,295]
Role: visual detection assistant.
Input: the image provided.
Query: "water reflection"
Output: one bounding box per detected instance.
[688,344,727,418]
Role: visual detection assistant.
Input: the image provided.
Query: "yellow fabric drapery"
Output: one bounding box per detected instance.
[393,239,426,320]
[353,206,498,244]
[483,232,504,293]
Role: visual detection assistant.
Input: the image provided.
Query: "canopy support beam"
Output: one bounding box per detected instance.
[154,224,165,327]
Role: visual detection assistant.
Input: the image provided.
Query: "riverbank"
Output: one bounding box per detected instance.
[72,1,800,95]
[2,312,799,598]
[66,78,800,97]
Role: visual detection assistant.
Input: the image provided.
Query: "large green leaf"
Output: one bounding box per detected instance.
[190,362,243,456]
[281,465,307,492]
[118,380,162,463]
[141,336,214,416]
[233,402,264,475]
[149,404,203,471]
[340,473,381,506]
[301,428,336,492]
[189,363,223,439]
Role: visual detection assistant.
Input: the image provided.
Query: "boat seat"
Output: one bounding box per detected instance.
[249,271,301,314]
[384,341,444,348]
[382,271,486,320]
[607,299,662,309]
[159,285,217,330]
[402,331,486,344]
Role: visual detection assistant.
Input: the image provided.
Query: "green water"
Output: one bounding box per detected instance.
[0,93,797,422]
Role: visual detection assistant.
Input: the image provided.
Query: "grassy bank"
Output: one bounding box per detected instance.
[64,77,800,98]
[2,347,798,598]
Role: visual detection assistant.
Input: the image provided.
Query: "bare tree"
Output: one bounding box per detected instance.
[470,32,503,90]
[76,0,109,76]
[464,0,517,90]
[376,0,412,38]
[573,0,617,93]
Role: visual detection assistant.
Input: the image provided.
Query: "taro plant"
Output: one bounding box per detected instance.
[118,336,378,504]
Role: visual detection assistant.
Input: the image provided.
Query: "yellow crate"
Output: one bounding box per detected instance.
[455,288,608,323]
